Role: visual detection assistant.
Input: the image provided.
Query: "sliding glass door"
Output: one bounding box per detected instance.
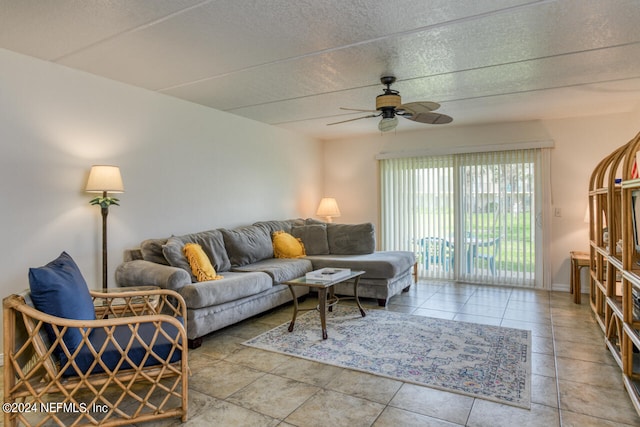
[380,149,541,287]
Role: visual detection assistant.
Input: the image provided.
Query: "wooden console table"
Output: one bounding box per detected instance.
[570,250,590,304]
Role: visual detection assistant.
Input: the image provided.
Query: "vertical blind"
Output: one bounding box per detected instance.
[380,149,541,287]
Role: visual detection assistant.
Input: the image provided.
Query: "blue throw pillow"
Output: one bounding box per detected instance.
[28,252,96,355]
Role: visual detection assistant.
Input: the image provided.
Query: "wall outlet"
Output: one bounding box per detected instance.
[554,207,562,217]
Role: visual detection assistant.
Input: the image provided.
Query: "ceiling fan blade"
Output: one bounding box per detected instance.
[401,111,453,125]
[340,107,378,113]
[398,101,441,113]
[327,114,380,126]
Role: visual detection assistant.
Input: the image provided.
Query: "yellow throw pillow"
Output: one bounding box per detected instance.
[273,231,306,259]
[183,243,223,282]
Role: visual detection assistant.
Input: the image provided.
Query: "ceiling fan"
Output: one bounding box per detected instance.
[328,76,453,132]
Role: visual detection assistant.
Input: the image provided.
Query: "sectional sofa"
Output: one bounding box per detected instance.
[115,218,415,348]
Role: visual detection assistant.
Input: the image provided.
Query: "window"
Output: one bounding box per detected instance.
[380,148,546,288]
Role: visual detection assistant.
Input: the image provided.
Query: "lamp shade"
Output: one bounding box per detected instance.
[86,165,124,193]
[316,197,341,221]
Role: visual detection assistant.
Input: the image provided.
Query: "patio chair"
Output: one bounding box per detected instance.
[472,235,502,275]
[419,237,454,271]
[3,284,189,426]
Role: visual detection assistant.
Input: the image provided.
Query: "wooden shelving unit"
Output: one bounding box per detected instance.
[589,131,640,415]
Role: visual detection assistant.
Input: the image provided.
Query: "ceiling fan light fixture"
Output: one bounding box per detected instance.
[328,75,452,130]
[378,116,398,132]
[376,93,401,110]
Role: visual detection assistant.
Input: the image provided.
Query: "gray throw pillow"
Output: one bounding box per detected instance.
[140,238,170,265]
[291,224,330,255]
[327,223,376,255]
[162,229,231,282]
[221,225,273,267]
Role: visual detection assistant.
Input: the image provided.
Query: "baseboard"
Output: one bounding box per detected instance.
[0,353,4,366]
[551,282,588,294]
[552,283,570,292]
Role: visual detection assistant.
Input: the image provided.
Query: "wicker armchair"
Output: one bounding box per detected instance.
[3,288,189,426]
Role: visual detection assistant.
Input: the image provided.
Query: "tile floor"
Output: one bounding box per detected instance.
[5,281,640,426]
[172,281,640,426]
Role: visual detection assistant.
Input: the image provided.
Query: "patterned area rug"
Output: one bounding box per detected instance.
[243,306,531,408]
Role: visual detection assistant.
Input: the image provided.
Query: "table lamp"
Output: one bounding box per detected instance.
[316,197,341,223]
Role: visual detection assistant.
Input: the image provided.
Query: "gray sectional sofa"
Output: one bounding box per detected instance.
[115,218,415,348]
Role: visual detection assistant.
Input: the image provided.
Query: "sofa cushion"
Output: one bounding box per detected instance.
[221,225,273,267]
[273,231,306,258]
[183,243,223,282]
[233,258,313,284]
[327,223,376,255]
[254,219,305,235]
[305,251,415,279]
[178,271,272,309]
[60,319,183,377]
[163,229,231,281]
[140,238,170,265]
[291,224,329,255]
[305,218,326,225]
[28,252,96,358]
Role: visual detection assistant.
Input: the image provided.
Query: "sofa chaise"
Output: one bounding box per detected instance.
[115,218,415,348]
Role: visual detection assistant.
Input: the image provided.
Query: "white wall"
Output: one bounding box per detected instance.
[0,49,322,322]
[322,116,640,290]
[2,43,639,355]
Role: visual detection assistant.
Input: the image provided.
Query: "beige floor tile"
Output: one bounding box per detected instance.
[285,389,385,427]
[558,379,640,425]
[500,318,553,338]
[511,289,550,301]
[388,293,432,307]
[420,298,467,312]
[389,384,474,425]
[555,357,624,389]
[457,302,506,318]
[503,308,551,323]
[181,390,279,427]
[505,299,550,314]
[560,409,639,427]
[227,373,319,419]
[553,340,617,366]
[531,352,556,378]
[270,356,345,387]
[373,406,463,426]
[560,411,637,427]
[325,369,403,405]
[431,288,474,297]
[531,374,558,408]
[254,308,298,327]
[195,331,245,359]
[221,317,281,340]
[552,323,602,344]
[224,346,291,372]
[467,401,559,427]
[531,334,554,355]
[189,359,265,399]
[437,286,478,297]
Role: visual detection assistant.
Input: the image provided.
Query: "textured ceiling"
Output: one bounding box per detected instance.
[2,0,640,140]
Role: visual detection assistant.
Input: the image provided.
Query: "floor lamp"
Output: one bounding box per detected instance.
[86,165,124,291]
